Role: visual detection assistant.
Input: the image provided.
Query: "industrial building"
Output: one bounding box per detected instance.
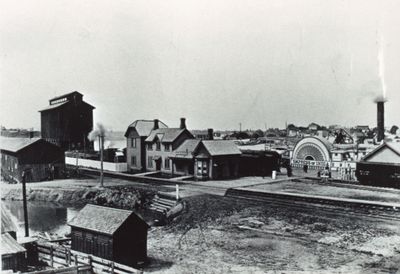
[69,204,149,267]
[356,142,400,188]
[0,137,64,183]
[39,91,95,151]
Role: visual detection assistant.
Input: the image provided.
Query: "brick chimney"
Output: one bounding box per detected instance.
[207,128,214,140]
[180,118,186,129]
[153,119,159,130]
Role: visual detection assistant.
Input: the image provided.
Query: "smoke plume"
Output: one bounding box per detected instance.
[88,123,108,141]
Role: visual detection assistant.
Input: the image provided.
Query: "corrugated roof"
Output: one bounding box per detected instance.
[201,140,242,156]
[172,139,201,159]
[1,233,26,255]
[0,137,42,153]
[145,128,189,143]
[1,206,17,234]
[68,204,147,235]
[124,120,168,137]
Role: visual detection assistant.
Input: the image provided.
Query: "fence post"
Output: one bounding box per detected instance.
[50,246,54,267]
[88,256,92,268]
[67,249,71,265]
[74,254,78,266]
[111,262,114,274]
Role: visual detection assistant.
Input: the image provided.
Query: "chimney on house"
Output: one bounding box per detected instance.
[153,119,159,130]
[180,118,186,129]
[377,101,385,142]
[207,128,214,140]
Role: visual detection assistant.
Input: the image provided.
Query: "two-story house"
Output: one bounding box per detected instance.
[124,119,167,172]
[144,118,194,173]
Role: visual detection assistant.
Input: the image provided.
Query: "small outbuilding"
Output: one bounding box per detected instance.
[68,204,149,267]
[0,137,64,183]
[1,233,27,272]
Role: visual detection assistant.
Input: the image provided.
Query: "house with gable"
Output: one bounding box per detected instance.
[144,118,194,173]
[124,119,167,172]
[171,139,241,180]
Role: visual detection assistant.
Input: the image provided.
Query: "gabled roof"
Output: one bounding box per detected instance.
[1,233,26,255]
[124,120,168,137]
[362,142,400,162]
[145,128,192,143]
[68,204,148,235]
[201,140,242,156]
[0,137,42,153]
[172,139,201,159]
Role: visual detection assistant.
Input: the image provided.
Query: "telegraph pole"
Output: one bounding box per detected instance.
[22,170,29,237]
[99,134,104,188]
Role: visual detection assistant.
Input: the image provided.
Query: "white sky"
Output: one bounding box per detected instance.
[1,0,399,131]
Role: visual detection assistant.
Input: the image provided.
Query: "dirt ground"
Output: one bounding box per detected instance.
[146,195,400,274]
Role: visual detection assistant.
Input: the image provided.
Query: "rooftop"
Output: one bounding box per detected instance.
[145,128,191,143]
[201,140,242,156]
[0,137,42,153]
[124,119,168,137]
[68,204,148,235]
[1,233,26,255]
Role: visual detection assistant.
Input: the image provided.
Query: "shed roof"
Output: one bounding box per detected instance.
[1,206,17,234]
[0,137,42,153]
[124,120,168,137]
[172,139,201,159]
[38,101,69,112]
[201,140,242,156]
[145,128,191,143]
[1,233,26,255]
[49,91,82,102]
[68,204,148,235]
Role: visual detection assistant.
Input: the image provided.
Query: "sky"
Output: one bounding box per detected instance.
[1,0,399,131]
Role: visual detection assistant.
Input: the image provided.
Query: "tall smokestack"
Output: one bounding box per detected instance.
[377,101,385,142]
[180,118,186,129]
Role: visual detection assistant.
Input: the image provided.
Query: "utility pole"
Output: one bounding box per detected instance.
[99,134,104,188]
[22,170,29,237]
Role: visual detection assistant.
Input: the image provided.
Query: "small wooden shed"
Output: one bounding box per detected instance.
[68,204,149,267]
[1,233,27,272]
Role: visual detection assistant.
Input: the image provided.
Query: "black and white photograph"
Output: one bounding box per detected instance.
[1,0,400,273]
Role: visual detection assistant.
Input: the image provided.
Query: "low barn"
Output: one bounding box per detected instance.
[68,204,149,267]
[356,142,400,188]
[1,233,27,272]
[0,137,65,183]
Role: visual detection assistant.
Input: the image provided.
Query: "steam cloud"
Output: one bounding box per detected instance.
[88,123,108,141]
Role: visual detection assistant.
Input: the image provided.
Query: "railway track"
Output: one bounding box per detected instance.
[226,188,400,223]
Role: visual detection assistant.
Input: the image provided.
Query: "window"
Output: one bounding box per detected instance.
[147,143,152,151]
[131,138,137,148]
[165,158,170,169]
[147,156,153,168]
[156,141,161,151]
[164,144,170,151]
[131,156,136,166]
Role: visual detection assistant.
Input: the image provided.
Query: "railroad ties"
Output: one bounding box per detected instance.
[225,188,400,222]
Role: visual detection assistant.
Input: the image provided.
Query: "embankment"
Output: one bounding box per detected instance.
[1,185,156,210]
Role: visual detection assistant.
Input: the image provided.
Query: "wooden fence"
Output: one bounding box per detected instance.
[36,243,142,274]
